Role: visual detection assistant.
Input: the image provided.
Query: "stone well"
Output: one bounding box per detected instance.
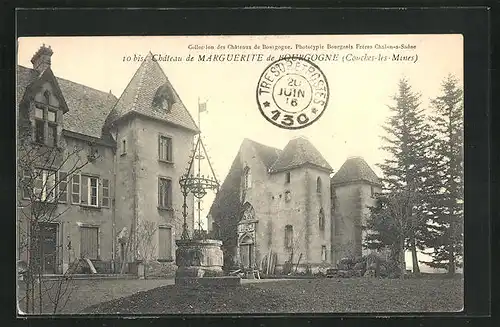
[175,239,224,279]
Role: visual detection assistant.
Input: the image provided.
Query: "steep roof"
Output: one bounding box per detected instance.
[17,65,118,139]
[270,136,332,173]
[106,52,199,133]
[331,157,381,186]
[244,139,282,170]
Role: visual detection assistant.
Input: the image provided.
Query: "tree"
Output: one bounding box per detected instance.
[374,77,434,274]
[364,190,424,278]
[17,139,95,313]
[131,220,158,278]
[421,74,464,274]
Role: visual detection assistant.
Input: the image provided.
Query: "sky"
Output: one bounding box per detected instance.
[18,35,463,271]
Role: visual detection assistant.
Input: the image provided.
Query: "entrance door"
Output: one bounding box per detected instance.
[39,223,58,274]
[240,244,253,269]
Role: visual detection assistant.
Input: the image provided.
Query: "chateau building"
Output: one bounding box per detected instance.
[209,138,382,273]
[17,45,198,274]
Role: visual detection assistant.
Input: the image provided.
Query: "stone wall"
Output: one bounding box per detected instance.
[235,141,334,269]
[134,116,196,259]
[331,181,382,263]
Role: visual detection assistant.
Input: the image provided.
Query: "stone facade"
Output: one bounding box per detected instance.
[209,140,382,272]
[17,45,198,274]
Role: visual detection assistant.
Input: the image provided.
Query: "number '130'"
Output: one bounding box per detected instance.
[271,110,310,126]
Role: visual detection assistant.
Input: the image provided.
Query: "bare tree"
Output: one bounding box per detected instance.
[131,220,158,278]
[17,139,96,314]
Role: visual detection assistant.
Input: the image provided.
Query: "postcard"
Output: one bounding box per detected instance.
[16,34,463,314]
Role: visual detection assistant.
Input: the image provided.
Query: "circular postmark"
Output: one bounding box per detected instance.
[256,56,329,129]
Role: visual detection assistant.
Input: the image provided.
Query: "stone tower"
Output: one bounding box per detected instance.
[105,52,199,264]
[330,156,382,262]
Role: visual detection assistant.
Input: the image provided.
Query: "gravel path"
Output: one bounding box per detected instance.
[18,278,173,314]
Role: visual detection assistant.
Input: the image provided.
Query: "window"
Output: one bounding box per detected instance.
[80,226,99,259]
[284,225,293,249]
[71,174,81,204]
[321,245,327,261]
[47,124,57,147]
[319,208,325,231]
[81,175,99,207]
[159,135,173,162]
[35,120,44,144]
[33,169,56,202]
[21,169,31,199]
[58,171,68,203]
[47,110,56,122]
[33,102,58,147]
[316,177,322,193]
[158,177,172,208]
[121,139,127,155]
[243,166,252,189]
[158,227,173,261]
[285,171,291,184]
[370,185,375,197]
[102,179,110,207]
[285,190,291,202]
[35,107,44,119]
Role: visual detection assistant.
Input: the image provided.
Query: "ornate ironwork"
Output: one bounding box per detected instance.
[179,135,219,240]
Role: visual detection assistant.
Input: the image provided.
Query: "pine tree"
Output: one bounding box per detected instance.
[421,74,464,274]
[371,78,433,274]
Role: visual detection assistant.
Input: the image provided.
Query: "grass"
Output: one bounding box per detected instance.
[83,277,463,314]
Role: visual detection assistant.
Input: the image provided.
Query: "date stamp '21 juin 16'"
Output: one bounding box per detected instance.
[256,56,329,130]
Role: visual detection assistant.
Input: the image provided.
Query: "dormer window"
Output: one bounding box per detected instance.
[153,84,174,112]
[33,101,58,147]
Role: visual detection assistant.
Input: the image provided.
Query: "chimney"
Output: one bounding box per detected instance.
[31,44,53,74]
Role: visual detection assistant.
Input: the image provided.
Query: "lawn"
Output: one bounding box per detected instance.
[82,277,463,314]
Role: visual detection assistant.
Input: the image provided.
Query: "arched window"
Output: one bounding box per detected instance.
[243,166,252,189]
[319,208,325,231]
[284,225,293,249]
[152,84,174,112]
[316,177,322,193]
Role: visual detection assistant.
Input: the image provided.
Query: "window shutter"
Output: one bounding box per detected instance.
[72,174,81,204]
[159,227,172,260]
[102,179,110,207]
[81,175,89,205]
[81,226,98,259]
[58,171,68,203]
